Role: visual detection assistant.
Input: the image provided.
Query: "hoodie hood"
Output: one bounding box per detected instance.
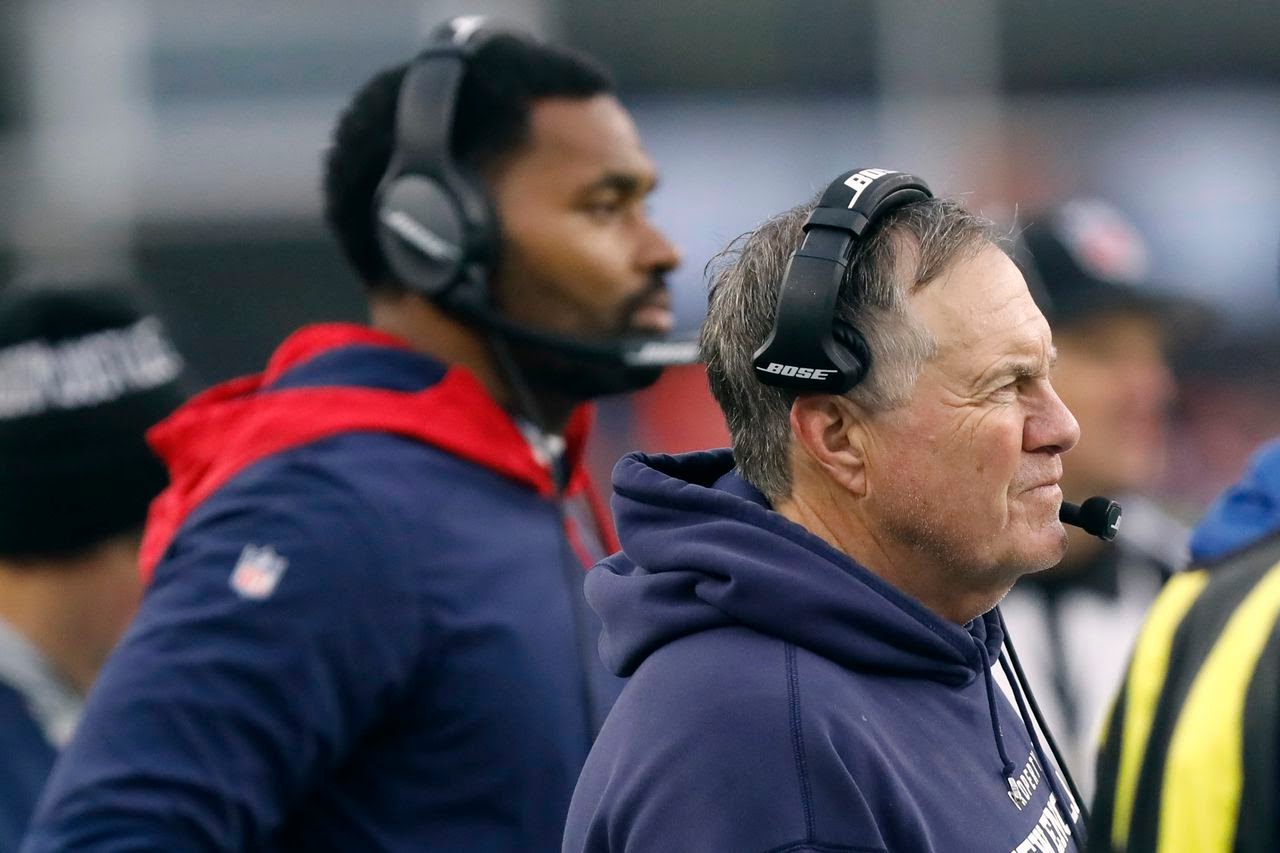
[588,449,1003,686]
[140,323,602,580]
[1190,438,1280,562]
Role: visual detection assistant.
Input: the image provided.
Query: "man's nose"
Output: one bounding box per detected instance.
[638,216,681,275]
[1028,381,1081,455]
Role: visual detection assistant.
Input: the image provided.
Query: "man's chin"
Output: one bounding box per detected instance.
[1021,522,1071,574]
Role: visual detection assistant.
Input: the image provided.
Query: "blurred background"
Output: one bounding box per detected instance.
[1,0,1278,516]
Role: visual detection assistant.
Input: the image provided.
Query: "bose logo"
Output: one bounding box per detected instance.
[843,168,895,208]
[380,209,463,262]
[757,362,837,380]
[625,340,699,366]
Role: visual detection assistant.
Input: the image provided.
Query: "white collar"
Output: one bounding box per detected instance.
[515,418,566,471]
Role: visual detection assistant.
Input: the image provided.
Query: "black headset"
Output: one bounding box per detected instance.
[375,16,498,314]
[752,168,933,394]
[373,16,699,372]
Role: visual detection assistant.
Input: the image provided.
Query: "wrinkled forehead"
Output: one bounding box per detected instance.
[911,244,1053,365]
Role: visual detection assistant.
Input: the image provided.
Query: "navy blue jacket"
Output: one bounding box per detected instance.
[0,681,57,851]
[24,325,619,852]
[564,451,1082,853]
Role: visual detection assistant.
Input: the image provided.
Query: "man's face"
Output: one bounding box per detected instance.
[861,244,1080,588]
[487,95,680,344]
[1050,312,1175,497]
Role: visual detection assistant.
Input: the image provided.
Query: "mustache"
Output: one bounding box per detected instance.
[616,277,670,334]
[1015,461,1064,493]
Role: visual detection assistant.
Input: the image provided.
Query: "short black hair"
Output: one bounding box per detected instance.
[322,32,615,290]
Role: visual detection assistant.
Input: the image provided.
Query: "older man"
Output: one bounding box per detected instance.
[563,170,1085,852]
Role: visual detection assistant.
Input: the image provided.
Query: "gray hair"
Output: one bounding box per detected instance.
[701,194,1003,501]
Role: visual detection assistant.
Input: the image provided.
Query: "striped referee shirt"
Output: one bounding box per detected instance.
[1092,531,1280,852]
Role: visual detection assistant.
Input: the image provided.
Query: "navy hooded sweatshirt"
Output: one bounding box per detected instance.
[23,324,620,853]
[563,450,1082,853]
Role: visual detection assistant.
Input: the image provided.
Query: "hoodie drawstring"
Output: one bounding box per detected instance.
[977,635,1083,848]
[995,607,1088,844]
[974,640,1017,783]
[997,652,1082,844]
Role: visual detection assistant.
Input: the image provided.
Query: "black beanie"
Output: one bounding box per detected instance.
[0,284,188,559]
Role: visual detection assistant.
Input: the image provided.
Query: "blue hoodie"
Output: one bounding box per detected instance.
[564,450,1082,853]
[24,325,620,853]
[1189,438,1280,562]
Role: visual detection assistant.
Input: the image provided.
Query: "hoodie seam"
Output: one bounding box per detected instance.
[786,642,816,843]
[759,841,887,853]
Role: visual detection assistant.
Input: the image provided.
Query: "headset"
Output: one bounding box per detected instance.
[374,15,698,373]
[752,167,933,394]
[375,15,498,312]
[750,166,1123,539]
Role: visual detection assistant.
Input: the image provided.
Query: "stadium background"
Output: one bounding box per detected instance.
[0,0,1277,513]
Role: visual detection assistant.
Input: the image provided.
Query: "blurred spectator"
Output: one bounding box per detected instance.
[0,283,185,849]
[1000,199,1209,795]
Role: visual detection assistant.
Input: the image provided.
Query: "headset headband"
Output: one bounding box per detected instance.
[392,17,496,182]
[751,168,932,393]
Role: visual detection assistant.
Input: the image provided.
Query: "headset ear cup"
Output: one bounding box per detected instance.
[830,322,871,389]
[376,174,470,298]
[751,170,931,394]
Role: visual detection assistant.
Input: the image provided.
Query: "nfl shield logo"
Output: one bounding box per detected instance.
[229,544,289,600]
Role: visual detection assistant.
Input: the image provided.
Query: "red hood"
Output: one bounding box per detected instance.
[140,323,606,581]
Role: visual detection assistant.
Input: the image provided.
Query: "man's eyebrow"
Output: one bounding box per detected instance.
[974,346,1056,389]
[1006,360,1042,379]
[579,171,655,197]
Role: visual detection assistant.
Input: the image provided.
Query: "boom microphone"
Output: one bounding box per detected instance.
[483,310,700,368]
[444,287,700,368]
[1060,497,1122,541]
[438,282,700,399]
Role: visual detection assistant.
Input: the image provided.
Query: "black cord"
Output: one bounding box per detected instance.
[488,332,556,468]
[487,329,600,745]
[997,608,1090,827]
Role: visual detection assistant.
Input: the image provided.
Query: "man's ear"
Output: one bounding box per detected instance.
[789,395,868,497]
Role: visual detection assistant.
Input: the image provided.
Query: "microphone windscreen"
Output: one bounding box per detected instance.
[1079,496,1122,541]
[1060,497,1122,541]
